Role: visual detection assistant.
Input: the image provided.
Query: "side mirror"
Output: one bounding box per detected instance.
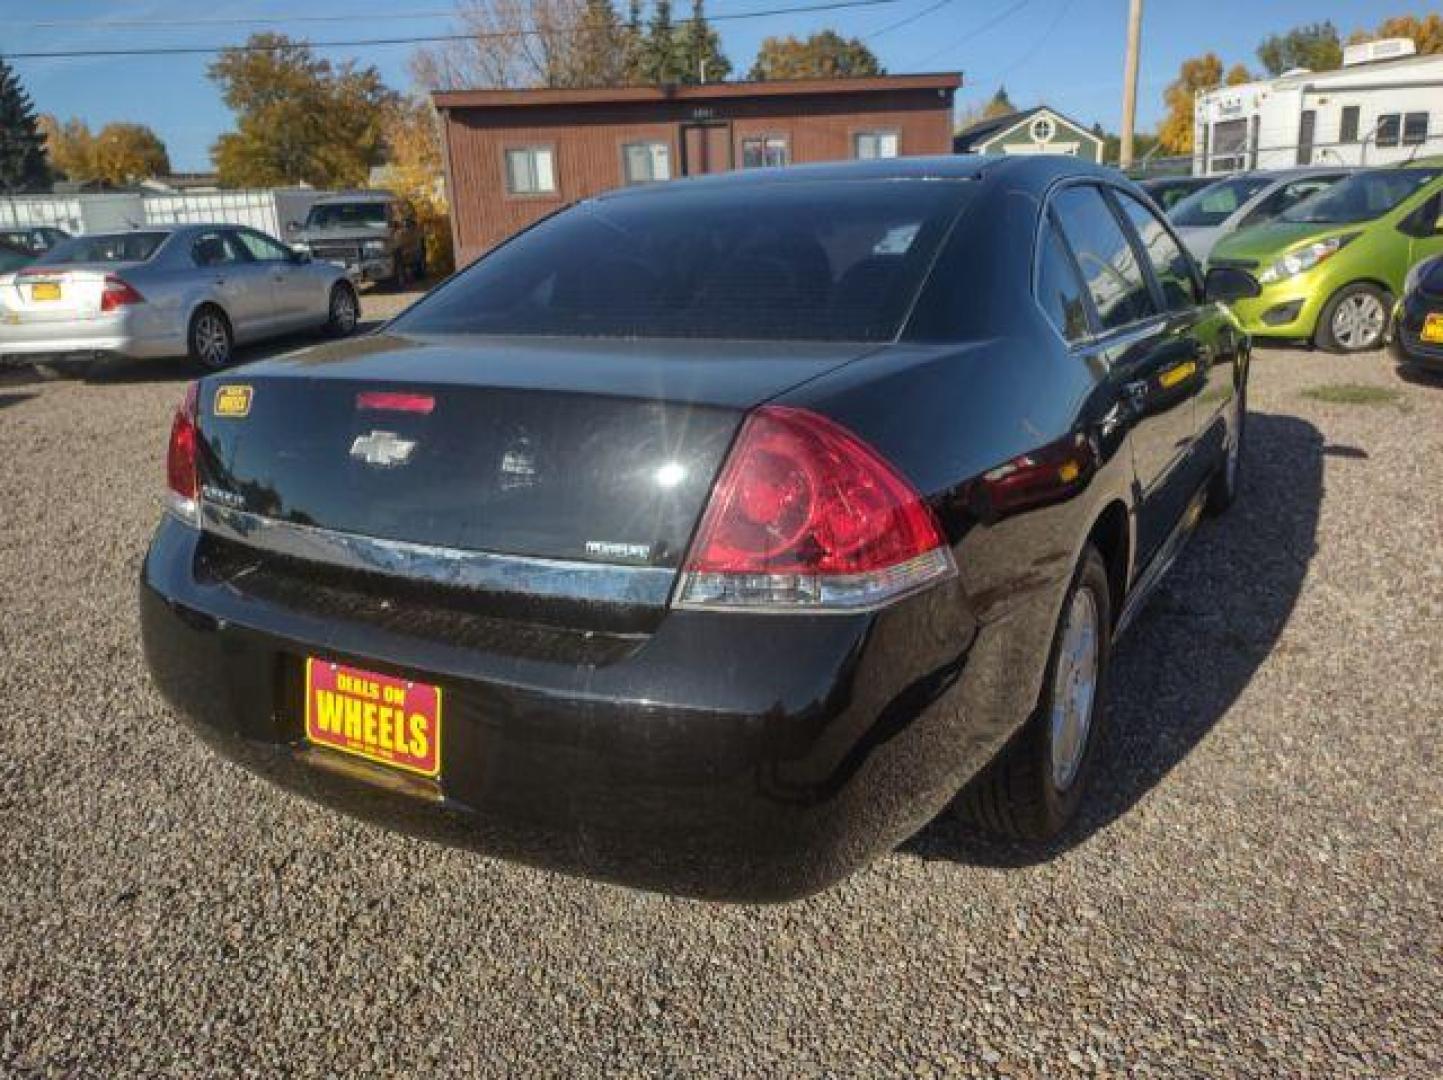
[289,247,311,264]
[1204,266,1262,303]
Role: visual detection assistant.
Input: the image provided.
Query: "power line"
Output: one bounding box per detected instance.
[909,0,1034,69]
[2,0,910,61]
[7,10,457,30]
[863,0,957,43]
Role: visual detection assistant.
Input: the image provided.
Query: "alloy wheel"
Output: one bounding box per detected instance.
[193,311,231,369]
[332,287,358,333]
[1049,586,1101,791]
[1331,293,1386,351]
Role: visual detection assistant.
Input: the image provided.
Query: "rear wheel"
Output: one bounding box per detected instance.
[1316,284,1390,354]
[187,305,233,371]
[324,281,359,337]
[961,546,1112,841]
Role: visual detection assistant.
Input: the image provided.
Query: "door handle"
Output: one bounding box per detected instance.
[213,276,226,286]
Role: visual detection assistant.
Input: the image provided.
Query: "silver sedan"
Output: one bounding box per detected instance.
[0,223,359,373]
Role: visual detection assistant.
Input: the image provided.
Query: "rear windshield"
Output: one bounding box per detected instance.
[1169,176,1272,227]
[1281,169,1442,224]
[38,232,168,265]
[305,202,387,229]
[392,180,972,342]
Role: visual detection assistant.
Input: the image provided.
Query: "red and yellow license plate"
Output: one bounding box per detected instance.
[305,658,441,778]
[1422,313,1443,344]
[30,282,61,302]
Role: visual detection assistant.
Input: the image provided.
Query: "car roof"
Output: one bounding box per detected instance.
[312,192,394,205]
[593,154,1126,204]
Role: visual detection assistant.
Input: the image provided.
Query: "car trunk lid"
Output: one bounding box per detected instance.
[193,332,881,620]
[1,263,136,321]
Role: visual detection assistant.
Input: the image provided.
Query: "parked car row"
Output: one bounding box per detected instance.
[0,223,359,375]
[1145,161,1443,356]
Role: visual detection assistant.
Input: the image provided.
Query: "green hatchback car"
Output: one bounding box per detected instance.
[1208,165,1443,353]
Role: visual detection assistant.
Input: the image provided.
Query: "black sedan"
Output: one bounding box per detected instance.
[1390,254,1443,372]
[141,156,1255,901]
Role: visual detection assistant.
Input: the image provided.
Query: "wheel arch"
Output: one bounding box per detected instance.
[1085,499,1131,630]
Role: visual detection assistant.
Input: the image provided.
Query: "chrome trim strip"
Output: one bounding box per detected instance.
[198,503,675,607]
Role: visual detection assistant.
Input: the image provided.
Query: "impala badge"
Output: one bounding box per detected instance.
[350,430,416,468]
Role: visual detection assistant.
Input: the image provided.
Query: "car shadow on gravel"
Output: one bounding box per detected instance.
[906,411,1325,869]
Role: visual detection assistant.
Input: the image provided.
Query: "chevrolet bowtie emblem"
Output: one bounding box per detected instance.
[349,430,417,467]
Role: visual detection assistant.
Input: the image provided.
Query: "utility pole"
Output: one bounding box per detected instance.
[1119,0,1144,168]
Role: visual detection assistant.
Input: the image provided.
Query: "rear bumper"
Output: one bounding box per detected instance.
[1390,294,1443,370]
[0,312,183,362]
[140,516,1013,901]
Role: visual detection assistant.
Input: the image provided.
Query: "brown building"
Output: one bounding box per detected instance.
[433,74,962,265]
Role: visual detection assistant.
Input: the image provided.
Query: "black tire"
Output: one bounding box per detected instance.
[324,281,360,338]
[1205,381,1245,515]
[187,305,233,371]
[961,545,1112,842]
[1316,283,1391,354]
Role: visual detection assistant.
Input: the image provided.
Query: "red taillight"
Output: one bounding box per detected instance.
[357,390,436,415]
[166,381,200,521]
[100,274,145,313]
[677,406,953,610]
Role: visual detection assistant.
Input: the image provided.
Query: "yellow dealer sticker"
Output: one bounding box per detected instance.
[213,384,252,417]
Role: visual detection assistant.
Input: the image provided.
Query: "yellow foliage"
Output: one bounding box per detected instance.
[1157,53,1226,155]
[381,99,453,277]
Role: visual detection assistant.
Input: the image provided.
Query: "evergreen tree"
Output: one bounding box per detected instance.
[677,1,732,84]
[0,58,51,193]
[623,0,647,84]
[642,0,683,83]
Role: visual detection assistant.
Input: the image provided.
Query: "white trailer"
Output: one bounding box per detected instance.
[1194,38,1443,176]
[0,188,331,239]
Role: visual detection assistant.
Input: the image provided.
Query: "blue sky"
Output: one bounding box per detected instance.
[4,0,1408,171]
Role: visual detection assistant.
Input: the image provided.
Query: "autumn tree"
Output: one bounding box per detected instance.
[412,0,586,90]
[43,117,172,185]
[954,87,1017,134]
[0,58,50,193]
[555,0,631,86]
[209,34,396,187]
[1154,53,1253,155]
[748,30,884,81]
[1256,21,1342,75]
[382,98,452,274]
[1349,14,1443,55]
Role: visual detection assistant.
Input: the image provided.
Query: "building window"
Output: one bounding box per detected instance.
[1209,118,1248,173]
[1030,116,1056,143]
[854,131,899,160]
[741,135,789,169]
[621,141,671,184]
[1403,112,1430,147]
[1296,109,1316,166]
[1376,114,1402,149]
[1339,105,1360,144]
[505,147,556,195]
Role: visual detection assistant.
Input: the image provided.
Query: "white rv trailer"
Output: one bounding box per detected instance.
[1193,38,1443,176]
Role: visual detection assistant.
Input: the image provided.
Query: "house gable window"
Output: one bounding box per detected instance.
[505,147,556,195]
[854,131,900,160]
[621,141,671,185]
[741,135,789,169]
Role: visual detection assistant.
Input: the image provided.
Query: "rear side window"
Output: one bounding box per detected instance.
[38,232,167,265]
[191,231,249,268]
[1035,217,1091,343]
[393,180,973,343]
[1051,185,1157,332]
[1115,191,1198,313]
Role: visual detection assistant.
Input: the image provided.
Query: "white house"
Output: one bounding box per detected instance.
[1193,38,1443,176]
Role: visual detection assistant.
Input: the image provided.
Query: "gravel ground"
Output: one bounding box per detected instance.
[1,308,1440,1075]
